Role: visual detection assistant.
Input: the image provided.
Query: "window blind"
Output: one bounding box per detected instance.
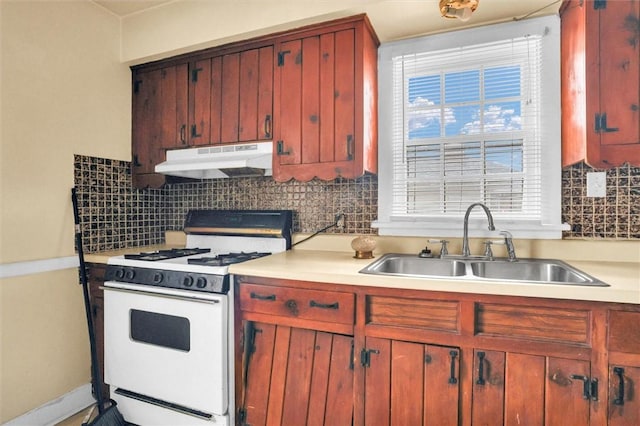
[390,34,543,219]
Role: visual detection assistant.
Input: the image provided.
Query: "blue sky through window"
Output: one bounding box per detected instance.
[407,66,522,140]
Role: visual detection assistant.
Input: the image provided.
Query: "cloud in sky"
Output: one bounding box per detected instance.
[408,100,521,137]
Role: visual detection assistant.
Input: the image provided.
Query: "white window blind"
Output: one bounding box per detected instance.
[375,16,566,238]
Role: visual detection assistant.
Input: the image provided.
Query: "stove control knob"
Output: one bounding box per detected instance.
[196,277,207,289]
[124,269,135,280]
[114,268,125,280]
[182,276,194,287]
[152,272,164,284]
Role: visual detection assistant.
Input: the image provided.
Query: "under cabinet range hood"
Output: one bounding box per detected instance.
[155,141,273,179]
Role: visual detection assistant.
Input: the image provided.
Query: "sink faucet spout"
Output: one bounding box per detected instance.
[462,203,495,257]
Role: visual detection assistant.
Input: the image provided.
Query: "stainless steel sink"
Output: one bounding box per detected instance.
[469,259,606,285]
[359,254,467,278]
[360,254,609,286]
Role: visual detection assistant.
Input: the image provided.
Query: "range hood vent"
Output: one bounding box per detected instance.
[155,141,273,179]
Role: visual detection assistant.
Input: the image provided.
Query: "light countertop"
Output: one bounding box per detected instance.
[229,249,640,304]
[85,232,640,304]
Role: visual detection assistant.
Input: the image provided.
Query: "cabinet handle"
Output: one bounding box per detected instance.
[476,351,486,385]
[133,155,142,167]
[613,367,625,406]
[449,350,458,384]
[276,140,291,156]
[309,300,339,310]
[180,125,186,144]
[571,374,598,401]
[250,292,275,301]
[346,134,354,160]
[191,124,202,138]
[264,115,272,139]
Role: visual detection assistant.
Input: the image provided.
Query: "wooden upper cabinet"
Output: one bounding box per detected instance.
[191,46,274,146]
[131,44,273,188]
[561,0,640,168]
[272,15,379,182]
[131,63,188,188]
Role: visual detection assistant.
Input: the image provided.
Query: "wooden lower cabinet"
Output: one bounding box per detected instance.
[236,276,640,426]
[364,337,460,425]
[472,350,591,425]
[239,322,354,425]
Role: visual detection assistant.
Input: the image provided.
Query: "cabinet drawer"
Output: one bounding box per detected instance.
[366,295,460,333]
[239,283,354,325]
[609,311,640,353]
[475,302,590,345]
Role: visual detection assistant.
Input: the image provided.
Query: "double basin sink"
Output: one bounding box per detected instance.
[360,253,609,286]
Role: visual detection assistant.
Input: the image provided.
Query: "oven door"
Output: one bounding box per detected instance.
[103,281,228,418]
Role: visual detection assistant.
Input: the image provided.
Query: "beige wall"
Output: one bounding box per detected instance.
[1,1,128,421]
[1,270,89,421]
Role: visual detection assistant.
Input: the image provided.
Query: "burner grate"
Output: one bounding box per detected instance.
[187,252,271,266]
[124,248,210,261]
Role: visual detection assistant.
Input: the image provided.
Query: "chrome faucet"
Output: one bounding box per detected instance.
[462,203,495,257]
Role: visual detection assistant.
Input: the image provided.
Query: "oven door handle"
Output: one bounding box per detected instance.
[101,285,221,305]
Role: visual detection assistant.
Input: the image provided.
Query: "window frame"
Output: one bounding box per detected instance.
[373,15,567,239]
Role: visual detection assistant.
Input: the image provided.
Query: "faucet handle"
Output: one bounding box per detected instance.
[428,239,449,257]
[483,240,494,260]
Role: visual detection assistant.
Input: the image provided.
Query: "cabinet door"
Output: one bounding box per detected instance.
[597,1,640,152]
[561,0,640,167]
[472,350,591,425]
[238,46,273,142]
[191,57,220,146]
[240,322,353,425]
[364,337,460,425]
[216,46,273,143]
[609,365,640,426]
[273,28,362,182]
[131,64,188,188]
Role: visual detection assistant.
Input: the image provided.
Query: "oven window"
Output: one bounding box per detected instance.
[130,309,190,351]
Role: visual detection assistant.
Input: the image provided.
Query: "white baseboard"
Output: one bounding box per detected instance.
[3,383,95,426]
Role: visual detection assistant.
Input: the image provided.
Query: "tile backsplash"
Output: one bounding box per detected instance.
[74,154,377,252]
[74,155,639,253]
[561,162,640,239]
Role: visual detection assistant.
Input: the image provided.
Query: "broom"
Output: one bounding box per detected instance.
[72,188,128,426]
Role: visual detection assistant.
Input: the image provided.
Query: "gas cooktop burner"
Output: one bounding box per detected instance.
[124,248,211,261]
[187,252,271,266]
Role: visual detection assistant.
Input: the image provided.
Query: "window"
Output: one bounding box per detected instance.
[374,16,567,238]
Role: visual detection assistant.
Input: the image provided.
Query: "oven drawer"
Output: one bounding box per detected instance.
[240,283,355,325]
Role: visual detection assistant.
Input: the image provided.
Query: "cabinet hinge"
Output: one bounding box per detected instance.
[360,348,379,368]
[133,80,142,94]
[595,113,619,133]
[593,0,606,9]
[277,50,291,66]
[191,67,202,82]
[238,408,247,423]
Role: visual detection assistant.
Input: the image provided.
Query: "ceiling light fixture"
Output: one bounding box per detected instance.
[439,0,479,22]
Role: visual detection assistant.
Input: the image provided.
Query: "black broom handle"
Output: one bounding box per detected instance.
[71,187,105,414]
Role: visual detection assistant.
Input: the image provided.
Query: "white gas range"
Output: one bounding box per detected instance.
[102,210,293,425]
